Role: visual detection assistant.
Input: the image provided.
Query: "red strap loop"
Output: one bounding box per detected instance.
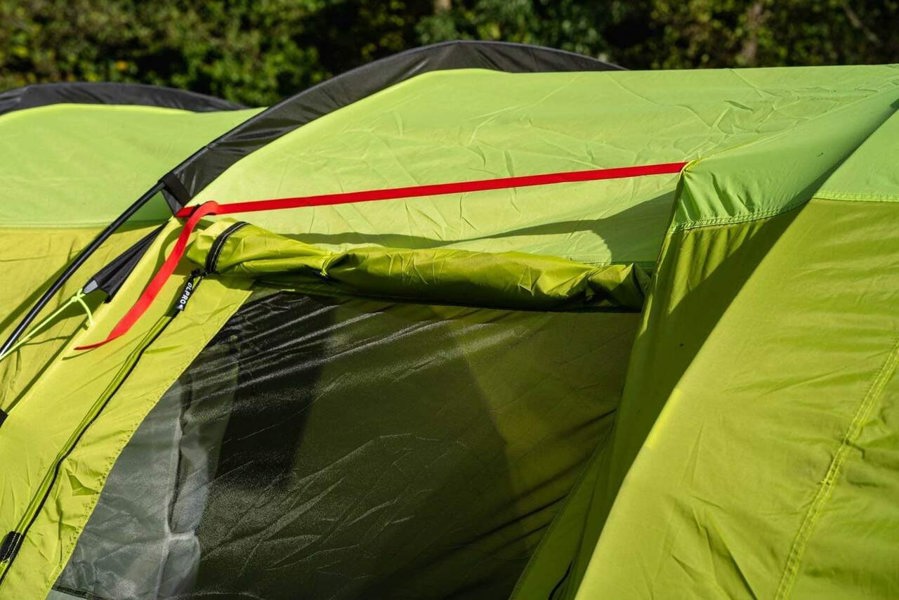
[75,201,221,350]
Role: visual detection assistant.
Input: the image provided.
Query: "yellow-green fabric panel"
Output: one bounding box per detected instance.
[791,359,899,600]
[520,94,898,597]
[816,110,899,203]
[0,225,153,411]
[188,66,898,266]
[516,211,798,599]
[0,104,262,228]
[673,89,897,229]
[576,199,899,599]
[600,210,800,513]
[188,221,649,311]
[1,226,102,339]
[510,430,613,600]
[0,221,185,550]
[0,219,253,596]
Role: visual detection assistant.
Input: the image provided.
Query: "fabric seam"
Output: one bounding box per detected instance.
[774,336,899,599]
[814,191,899,203]
[670,191,896,234]
[670,199,807,232]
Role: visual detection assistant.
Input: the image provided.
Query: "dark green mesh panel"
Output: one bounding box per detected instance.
[53,292,638,599]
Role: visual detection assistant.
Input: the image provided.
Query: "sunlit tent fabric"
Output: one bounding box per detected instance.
[0,41,896,600]
[0,84,260,399]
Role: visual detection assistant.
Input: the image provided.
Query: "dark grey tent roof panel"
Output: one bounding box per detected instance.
[0,82,243,116]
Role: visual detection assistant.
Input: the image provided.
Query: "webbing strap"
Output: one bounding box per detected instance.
[79,161,687,350]
[75,202,221,350]
[175,162,687,219]
[160,172,193,213]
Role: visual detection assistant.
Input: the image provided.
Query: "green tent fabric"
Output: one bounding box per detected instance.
[559,109,899,600]
[0,42,896,600]
[0,93,261,402]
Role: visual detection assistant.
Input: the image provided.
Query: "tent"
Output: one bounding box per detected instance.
[0,41,896,599]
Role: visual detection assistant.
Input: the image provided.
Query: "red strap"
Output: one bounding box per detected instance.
[80,161,686,350]
[176,162,687,219]
[75,202,221,350]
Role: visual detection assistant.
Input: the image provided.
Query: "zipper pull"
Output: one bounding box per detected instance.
[174,269,206,314]
[0,531,23,563]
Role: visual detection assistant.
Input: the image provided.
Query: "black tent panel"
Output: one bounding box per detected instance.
[0,82,242,116]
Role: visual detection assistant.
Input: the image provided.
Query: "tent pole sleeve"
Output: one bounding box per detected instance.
[0,181,165,357]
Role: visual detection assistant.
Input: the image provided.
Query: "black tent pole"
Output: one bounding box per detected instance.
[0,181,165,356]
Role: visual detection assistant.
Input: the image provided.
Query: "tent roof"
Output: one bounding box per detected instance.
[162,40,622,210]
[0,81,243,116]
[185,64,898,266]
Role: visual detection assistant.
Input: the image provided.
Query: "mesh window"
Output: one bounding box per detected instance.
[52,293,638,599]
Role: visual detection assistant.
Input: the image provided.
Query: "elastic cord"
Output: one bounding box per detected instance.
[0,289,94,363]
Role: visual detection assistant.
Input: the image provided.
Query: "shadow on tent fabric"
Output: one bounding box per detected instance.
[283,192,674,266]
[620,205,802,419]
[618,157,852,411]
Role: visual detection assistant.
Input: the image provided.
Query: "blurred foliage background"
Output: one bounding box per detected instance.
[1,0,896,106]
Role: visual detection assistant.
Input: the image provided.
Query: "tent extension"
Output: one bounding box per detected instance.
[0,41,897,599]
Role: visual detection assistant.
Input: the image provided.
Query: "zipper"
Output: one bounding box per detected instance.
[0,532,22,564]
[205,221,249,274]
[0,314,173,584]
[0,230,226,580]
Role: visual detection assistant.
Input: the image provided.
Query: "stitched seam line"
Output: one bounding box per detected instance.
[813,191,899,203]
[774,336,899,599]
[670,199,807,232]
